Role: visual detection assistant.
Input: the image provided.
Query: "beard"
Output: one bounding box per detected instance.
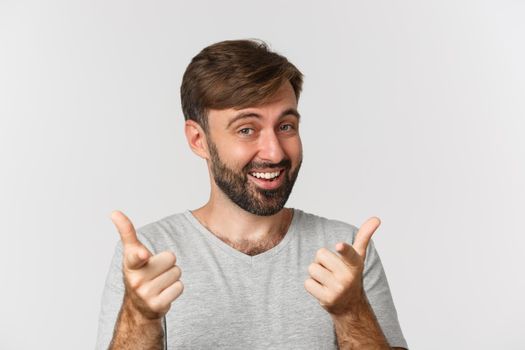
[207,138,302,216]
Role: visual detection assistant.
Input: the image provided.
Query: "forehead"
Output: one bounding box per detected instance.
[208,81,299,127]
[253,80,297,107]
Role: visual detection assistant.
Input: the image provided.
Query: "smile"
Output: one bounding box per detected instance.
[249,170,281,180]
[248,169,285,190]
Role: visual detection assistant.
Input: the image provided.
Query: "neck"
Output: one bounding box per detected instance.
[190,191,293,255]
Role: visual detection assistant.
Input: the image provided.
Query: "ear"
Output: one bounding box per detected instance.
[184,119,209,160]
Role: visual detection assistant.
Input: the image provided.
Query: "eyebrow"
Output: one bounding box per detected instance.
[226,108,301,129]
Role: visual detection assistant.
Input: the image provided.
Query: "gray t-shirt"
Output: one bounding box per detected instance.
[96,208,408,349]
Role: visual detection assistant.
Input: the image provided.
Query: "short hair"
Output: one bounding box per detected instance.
[180,39,304,133]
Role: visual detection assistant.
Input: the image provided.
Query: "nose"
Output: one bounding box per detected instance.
[257,129,286,164]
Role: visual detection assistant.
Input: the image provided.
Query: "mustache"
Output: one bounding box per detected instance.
[244,158,292,172]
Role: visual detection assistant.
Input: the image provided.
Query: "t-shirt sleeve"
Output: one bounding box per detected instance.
[95,233,157,350]
[362,238,408,349]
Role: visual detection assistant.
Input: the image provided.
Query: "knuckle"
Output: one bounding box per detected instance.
[307,263,316,274]
[346,275,356,286]
[338,274,352,287]
[127,274,143,290]
[304,278,315,291]
[334,282,346,295]
[138,284,153,299]
[147,298,162,313]
[315,249,324,261]
[173,265,182,279]
[316,248,330,260]
[341,279,351,290]
[176,280,184,294]
[326,293,337,305]
[161,304,172,314]
[304,278,310,288]
[163,251,177,265]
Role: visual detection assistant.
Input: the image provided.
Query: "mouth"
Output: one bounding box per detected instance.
[248,169,286,189]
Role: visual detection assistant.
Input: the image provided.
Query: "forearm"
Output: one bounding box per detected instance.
[109,297,164,350]
[331,294,390,350]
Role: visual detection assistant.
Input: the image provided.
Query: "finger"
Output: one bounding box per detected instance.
[304,278,327,301]
[314,247,348,275]
[307,262,337,289]
[157,280,184,306]
[111,210,141,248]
[125,244,152,270]
[335,242,361,267]
[111,210,152,269]
[140,251,177,280]
[353,216,381,258]
[145,265,182,297]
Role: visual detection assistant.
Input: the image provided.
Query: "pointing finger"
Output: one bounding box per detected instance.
[111,210,141,248]
[335,242,360,267]
[110,210,151,269]
[353,216,381,258]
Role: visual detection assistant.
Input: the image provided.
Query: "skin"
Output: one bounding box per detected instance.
[186,81,303,249]
[108,81,406,349]
[108,210,183,349]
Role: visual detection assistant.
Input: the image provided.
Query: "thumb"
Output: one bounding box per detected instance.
[353,216,381,258]
[110,210,151,269]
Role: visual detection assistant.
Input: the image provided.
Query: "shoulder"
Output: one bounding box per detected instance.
[292,208,359,245]
[133,211,192,253]
[136,211,188,234]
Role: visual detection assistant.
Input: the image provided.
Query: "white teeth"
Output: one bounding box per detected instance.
[251,171,280,179]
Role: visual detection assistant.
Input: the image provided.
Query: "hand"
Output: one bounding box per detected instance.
[304,217,381,315]
[111,210,184,320]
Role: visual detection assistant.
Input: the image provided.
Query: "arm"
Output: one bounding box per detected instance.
[107,211,184,350]
[330,291,390,349]
[109,295,164,349]
[305,217,405,349]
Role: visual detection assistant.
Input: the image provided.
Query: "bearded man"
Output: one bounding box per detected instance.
[96,39,408,350]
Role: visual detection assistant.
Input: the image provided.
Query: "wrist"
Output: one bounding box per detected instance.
[330,287,368,318]
[123,294,164,326]
[330,294,390,350]
[109,294,165,349]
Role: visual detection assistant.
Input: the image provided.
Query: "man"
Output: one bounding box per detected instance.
[96,39,408,349]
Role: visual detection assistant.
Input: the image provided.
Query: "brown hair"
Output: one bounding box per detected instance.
[180,39,304,133]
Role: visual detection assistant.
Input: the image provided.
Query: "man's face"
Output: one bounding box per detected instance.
[205,81,303,216]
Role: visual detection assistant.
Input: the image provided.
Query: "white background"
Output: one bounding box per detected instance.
[1,1,524,349]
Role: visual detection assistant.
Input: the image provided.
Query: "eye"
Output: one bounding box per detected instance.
[238,128,254,136]
[279,124,295,132]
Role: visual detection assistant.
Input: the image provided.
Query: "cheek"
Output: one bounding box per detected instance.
[225,142,258,168]
[284,137,303,162]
